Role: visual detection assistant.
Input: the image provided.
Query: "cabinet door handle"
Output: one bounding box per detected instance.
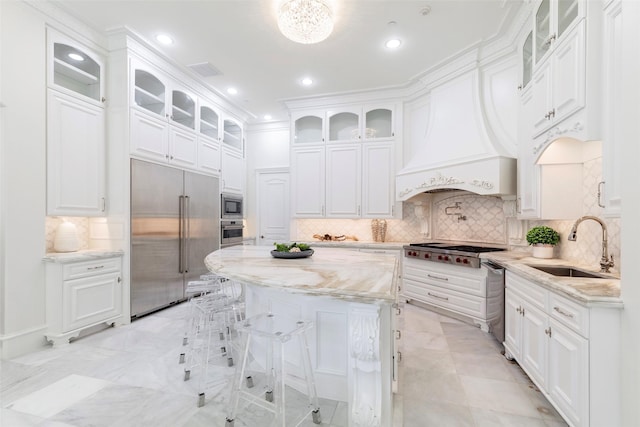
[545,327,552,337]
[101,97,106,103]
[87,265,104,271]
[395,330,401,339]
[549,108,555,118]
[427,292,449,301]
[101,197,106,212]
[517,84,523,91]
[597,181,606,208]
[117,276,122,283]
[427,274,448,282]
[553,306,575,319]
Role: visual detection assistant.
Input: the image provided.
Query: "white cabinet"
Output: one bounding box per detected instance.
[291,147,325,217]
[222,118,243,151]
[529,22,585,139]
[504,271,619,427]
[46,30,107,217]
[402,258,503,333]
[533,0,583,67]
[221,147,244,195]
[601,0,622,217]
[326,145,361,217]
[290,103,398,219]
[45,256,123,346]
[47,90,106,216]
[129,60,200,169]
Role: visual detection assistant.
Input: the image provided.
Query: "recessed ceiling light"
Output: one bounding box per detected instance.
[385,39,402,49]
[227,87,238,95]
[68,52,84,61]
[155,34,174,45]
[264,114,272,120]
[301,77,313,86]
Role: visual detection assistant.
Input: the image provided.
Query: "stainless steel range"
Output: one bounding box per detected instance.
[404,242,505,268]
[402,242,506,342]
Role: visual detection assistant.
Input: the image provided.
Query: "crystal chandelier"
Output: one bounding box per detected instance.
[277,0,334,44]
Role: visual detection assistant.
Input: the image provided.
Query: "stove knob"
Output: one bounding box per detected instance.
[456,257,461,263]
[425,253,430,259]
[412,251,417,257]
[443,256,449,261]
[437,255,443,260]
[463,259,469,264]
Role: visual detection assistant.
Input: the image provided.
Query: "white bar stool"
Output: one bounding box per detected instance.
[225,312,321,427]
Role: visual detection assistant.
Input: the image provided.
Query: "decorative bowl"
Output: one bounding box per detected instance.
[270,249,314,259]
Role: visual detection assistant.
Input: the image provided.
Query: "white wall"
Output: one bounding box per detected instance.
[244,122,290,238]
[0,0,48,357]
[620,1,640,424]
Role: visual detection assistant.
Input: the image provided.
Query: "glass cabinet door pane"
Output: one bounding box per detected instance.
[535,0,551,63]
[223,120,242,149]
[557,0,579,38]
[329,112,359,141]
[134,70,165,116]
[53,43,101,101]
[295,116,323,143]
[523,31,533,87]
[172,91,195,129]
[365,109,392,139]
[200,106,219,138]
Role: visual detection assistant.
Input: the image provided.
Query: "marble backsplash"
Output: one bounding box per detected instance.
[45,216,90,252]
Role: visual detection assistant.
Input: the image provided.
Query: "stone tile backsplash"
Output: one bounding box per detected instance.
[293,157,620,271]
[45,216,90,252]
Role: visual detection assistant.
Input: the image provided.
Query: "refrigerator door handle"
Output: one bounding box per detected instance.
[179,195,185,274]
[185,195,190,273]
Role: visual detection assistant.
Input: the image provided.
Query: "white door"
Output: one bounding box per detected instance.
[325,144,361,217]
[521,301,548,389]
[257,171,290,246]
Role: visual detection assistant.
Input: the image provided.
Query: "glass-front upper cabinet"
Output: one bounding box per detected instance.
[223,118,243,151]
[48,30,105,105]
[522,31,534,89]
[171,90,195,130]
[294,115,324,144]
[364,108,393,139]
[328,110,360,142]
[535,0,552,63]
[199,105,220,139]
[134,69,166,117]
[534,0,582,65]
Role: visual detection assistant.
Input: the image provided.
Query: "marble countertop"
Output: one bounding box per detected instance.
[43,249,124,263]
[204,245,399,303]
[482,251,622,307]
[297,240,406,250]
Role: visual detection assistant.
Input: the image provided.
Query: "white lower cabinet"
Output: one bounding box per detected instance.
[45,256,123,346]
[504,271,619,427]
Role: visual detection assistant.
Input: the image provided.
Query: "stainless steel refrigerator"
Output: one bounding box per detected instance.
[130,159,219,318]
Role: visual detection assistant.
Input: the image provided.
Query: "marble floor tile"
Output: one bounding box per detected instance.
[6,374,109,418]
[0,301,569,427]
[459,375,544,419]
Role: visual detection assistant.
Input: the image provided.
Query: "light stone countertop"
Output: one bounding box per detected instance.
[297,240,406,250]
[482,251,622,307]
[204,245,399,303]
[43,249,124,263]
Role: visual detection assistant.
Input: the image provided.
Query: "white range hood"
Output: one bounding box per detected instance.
[396,69,517,201]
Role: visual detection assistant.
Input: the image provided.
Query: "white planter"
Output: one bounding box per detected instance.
[532,244,554,259]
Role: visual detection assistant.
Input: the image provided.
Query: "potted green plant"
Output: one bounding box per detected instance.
[526,225,560,259]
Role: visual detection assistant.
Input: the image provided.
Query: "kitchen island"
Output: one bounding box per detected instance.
[204,245,400,427]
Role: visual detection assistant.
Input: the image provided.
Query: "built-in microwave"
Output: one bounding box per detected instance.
[221,193,243,219]
[220,220,244,248]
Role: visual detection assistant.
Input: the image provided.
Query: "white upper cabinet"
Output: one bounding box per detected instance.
[292,105,395,145]
[293,112,324,144]
[328,108,361,143]
[291,147,325,217]
[222,118,243,152]
[362,142,395,218]
[325,145,361,217]
[199,104,220,140]
[48,30,105,106]
[534,0,582,67]
[171,88,196,130]
[519,31,534,91]
[133,67,166,117]
[46,29,106,216]
[197,103,221,174]
[601,0,622,217]
[221,147,244,195]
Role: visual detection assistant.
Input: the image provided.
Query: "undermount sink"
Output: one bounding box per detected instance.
[527,264,609,279]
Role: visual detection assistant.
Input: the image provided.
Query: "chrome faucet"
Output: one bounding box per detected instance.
[568,216,614,273]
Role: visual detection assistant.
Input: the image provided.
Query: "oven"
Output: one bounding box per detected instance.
[220,220,244,248]
[221,193,243,219]
[402,242,506,342]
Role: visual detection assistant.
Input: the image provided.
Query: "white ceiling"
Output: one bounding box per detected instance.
[52,0,523,123]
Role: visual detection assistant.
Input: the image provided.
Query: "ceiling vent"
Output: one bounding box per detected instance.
[187,62,222,77]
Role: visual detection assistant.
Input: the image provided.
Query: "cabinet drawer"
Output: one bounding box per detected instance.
[506,271,547,310]
[404,279,486,319]
[404,264,486,297]
[63,257,121,280]
[549,292,589,337]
